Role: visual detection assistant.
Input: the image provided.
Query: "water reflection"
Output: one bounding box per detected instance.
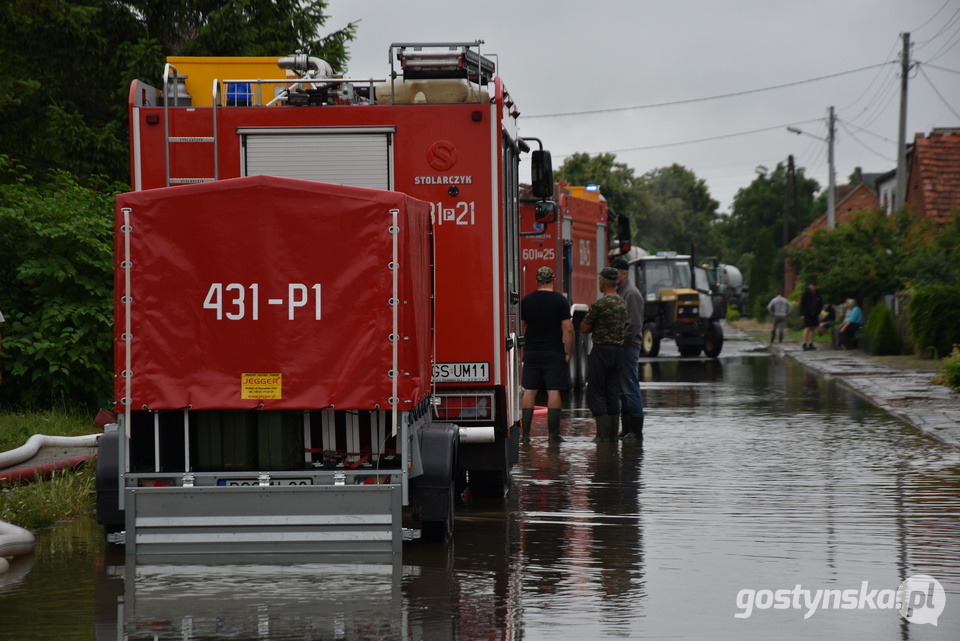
[2,356,960,640]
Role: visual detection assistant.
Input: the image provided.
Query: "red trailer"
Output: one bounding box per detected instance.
[519,184,632,386]
[97,42,556,555]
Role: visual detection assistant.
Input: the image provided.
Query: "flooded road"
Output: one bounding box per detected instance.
[2,350,959,640]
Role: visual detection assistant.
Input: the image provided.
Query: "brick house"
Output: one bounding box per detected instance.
[904,128,960,223]
[784,128,960,295]
[782,181,879,295]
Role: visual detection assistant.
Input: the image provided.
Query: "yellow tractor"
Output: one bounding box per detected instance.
[629,253,724,358]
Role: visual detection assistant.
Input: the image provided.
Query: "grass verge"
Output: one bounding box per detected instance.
[0,464,96,529]
[0,407,97,451]
[0,408,99,529]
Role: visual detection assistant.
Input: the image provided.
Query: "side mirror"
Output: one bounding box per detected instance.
[535,200,557,224]
[531,150,553,200]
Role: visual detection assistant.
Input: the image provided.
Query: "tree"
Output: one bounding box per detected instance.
[0,0,357,184]
[898,211,960,288]
[635,164,723,257]
[0,156,121,408]
[749,229,777,318]
[719,162,820,263]
[785,209,903,304]
[555,152,641,220]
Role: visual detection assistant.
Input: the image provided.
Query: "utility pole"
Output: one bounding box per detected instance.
[827,106,836,229]
[894,32,910,211]
[783,155,795,247]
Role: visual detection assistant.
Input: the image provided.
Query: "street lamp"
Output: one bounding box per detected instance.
[787,106,836,229]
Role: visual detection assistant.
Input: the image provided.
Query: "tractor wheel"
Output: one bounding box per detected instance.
[704,320,724,358]
[642,322,661,357]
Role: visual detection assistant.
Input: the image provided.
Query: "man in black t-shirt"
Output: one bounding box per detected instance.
[520,267,574,443]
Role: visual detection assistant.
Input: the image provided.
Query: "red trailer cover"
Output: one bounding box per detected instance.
[114,176,433,411]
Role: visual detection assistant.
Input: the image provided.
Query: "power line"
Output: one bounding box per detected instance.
[910,0,954,38]
[840,38,900,113]
[847,64,900,130]
[915,6,960,50]
[918,65,960,120]
[837,121,896,163]
[525,63,893,119]
[841,120,897,145]
[924,22,960,62]
[553,119,824,156]
[923,63,960,75]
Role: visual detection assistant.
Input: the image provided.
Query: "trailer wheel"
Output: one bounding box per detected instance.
[704,320,724,358]
[412,424,458,542]
[420,479,455,543]
[95,429,124,538]
[642,322,661,357]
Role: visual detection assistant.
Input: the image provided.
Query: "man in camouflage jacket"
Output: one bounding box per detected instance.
[581,267,627,443]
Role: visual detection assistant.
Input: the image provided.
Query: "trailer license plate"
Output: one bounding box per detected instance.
[433,362,489,382]
[218,478,313,486]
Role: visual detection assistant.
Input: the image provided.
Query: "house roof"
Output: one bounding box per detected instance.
[786,181,879,249]
[907,129,960,222]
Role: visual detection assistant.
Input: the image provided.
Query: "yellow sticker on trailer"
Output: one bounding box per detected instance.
[241,373,282,400]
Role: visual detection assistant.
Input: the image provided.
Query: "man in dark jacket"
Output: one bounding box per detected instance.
[799,282,823,351]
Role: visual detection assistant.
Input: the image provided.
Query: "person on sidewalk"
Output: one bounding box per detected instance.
[610,256,645,443]
[581,267,627,443]
[799,281,823,351]
[520,267,574,443]
[766,292,793,344]
[838,298,864,349]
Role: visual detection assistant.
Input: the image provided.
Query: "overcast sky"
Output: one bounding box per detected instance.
[325,0,960,213]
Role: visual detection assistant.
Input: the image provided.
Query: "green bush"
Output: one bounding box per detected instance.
[726,306,741,322]
[863,302,901,355]
[909,284,960,359]
[935,345,960,393]
[0,156,121,409]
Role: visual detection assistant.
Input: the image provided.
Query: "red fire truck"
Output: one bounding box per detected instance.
[519,184,632,387]
[96,41,556,555]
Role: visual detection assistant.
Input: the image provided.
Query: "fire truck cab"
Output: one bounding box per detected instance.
[98,41,554,556]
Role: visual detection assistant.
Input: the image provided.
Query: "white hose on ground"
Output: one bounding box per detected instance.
[0,521,35,571]
[0,432,100,573]
[0,433,100,469]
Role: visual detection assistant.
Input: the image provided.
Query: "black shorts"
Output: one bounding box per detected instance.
[521,350,569,392]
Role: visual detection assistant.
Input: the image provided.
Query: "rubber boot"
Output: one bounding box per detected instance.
[617,415,629,439]
[622,415,644,443]
[593,415,614,443]
[547,408,564,443]
[607,415,620,443]
[521,407,534,444]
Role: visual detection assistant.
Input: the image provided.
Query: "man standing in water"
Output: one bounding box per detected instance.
[610,256,645,443]
[581,267,627,443]
[520,267,574,443]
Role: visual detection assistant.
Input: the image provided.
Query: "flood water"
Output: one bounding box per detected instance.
[2,352,959,640]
